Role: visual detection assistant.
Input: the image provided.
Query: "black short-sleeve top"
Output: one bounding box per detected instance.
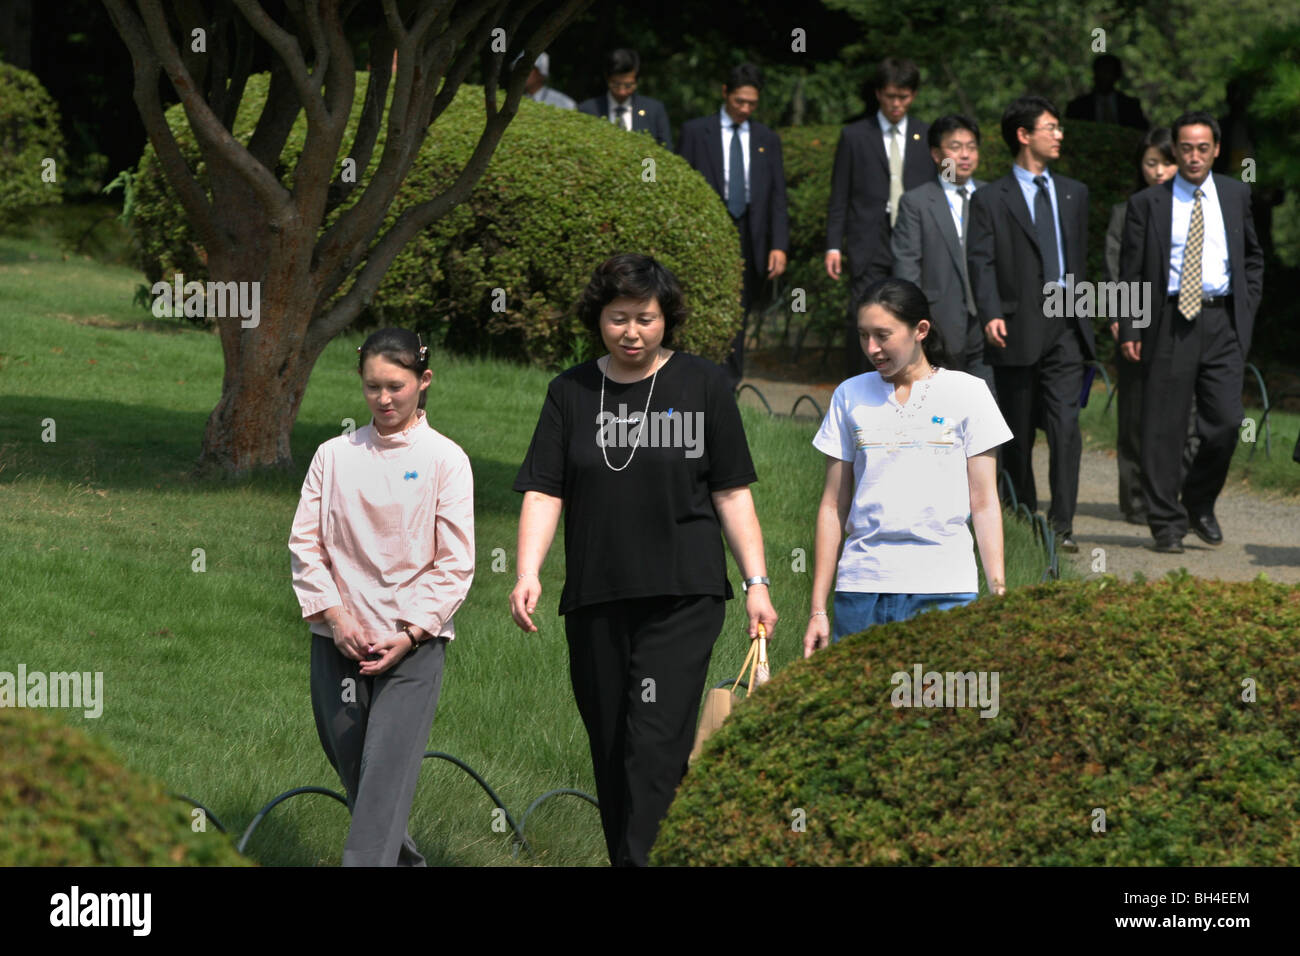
[513,351,758,614]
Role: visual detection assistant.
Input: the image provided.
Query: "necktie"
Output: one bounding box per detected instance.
[888,124,903,227]
[1178,188,1205,320]
[1033,175,1060,285]
[615,105,628,130]
[727,123,747,218]
[958,186,974,314]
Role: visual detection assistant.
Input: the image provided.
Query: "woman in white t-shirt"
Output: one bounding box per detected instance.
[803,277,1013,656]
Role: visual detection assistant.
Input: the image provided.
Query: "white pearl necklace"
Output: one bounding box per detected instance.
[598,350,664,472]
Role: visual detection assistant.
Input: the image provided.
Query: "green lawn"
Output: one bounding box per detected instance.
[1,227,1056,866]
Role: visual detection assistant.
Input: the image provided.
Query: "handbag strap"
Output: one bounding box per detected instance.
[731,639,758,696]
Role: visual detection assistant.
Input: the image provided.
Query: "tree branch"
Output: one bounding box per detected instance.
[103,0,220,252]
[137,0,288,217]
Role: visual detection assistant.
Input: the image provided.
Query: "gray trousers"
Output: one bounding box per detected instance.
[310,632,447,866]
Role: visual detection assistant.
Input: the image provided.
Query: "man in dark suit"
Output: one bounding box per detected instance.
[967,95,1094,552]
[578,48,673,150]
[678,63,789,384]
[1118,111,1264,553]
[825,57,933,377]
[1066,54,1149,131]
[891,114,993,394]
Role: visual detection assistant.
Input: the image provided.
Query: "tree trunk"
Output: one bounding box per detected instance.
[194,235,326,477]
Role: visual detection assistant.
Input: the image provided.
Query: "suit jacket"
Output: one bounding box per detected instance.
[966,170,1095,366]
[1117,173,1264,356]
[677,113,790,269]
[825,115,933,278]
[578,92,673,150]
[1065,90,1148,131]
[890,177,984,357]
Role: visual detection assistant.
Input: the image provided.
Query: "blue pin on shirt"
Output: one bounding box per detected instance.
[932,416,945,424]
[404,471,418,481]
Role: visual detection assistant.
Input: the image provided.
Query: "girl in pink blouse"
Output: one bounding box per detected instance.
[289,328,475,866]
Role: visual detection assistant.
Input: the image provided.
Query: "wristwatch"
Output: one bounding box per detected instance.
[741,575,770,593]
[401,624,419,650]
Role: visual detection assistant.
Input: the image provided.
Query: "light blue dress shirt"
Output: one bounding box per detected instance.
[1012,164,1067,288]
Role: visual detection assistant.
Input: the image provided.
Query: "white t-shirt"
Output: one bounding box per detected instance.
[812,367,1012,594]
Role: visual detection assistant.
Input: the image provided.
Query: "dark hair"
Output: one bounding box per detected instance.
[1171,110,1221,145]
[1001,95,1060,155]
[604,48,640,79]
[855,277,950,369]
[725,62,763,93]
[873,56,920,92]
[576,253,688,348]
[928,113,981,150]
[357,328,430,409]
[1092,53,1122,77]
[1133,126,1175,191]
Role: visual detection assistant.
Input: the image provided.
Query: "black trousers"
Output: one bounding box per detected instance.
[992,318,1085,534]
[564,593,726,867]
[953,310,997,399]
[1116,354,1199,520]
[1140,300,1243,539]
[726,210,764,384]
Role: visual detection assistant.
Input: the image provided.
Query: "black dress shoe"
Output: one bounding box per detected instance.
[1058,533,1079,553]
[1189,512,1223,545]
[1153,534,1184,554]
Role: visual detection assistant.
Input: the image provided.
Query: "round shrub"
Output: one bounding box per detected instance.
[130,74,742,365]
[0,708,250,865]
[652,576,1300,866]
[0,63,67,211]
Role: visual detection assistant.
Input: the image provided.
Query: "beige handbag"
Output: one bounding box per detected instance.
[689,625,769,762]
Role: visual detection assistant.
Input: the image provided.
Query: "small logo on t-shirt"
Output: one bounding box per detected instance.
[403,471,418,480]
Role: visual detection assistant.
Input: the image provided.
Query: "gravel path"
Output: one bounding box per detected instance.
[739,375,1300,584]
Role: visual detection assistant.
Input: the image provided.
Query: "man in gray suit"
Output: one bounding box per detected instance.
[891,114,994,394]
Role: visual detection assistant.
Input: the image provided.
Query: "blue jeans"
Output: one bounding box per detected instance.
[831,591,978,642]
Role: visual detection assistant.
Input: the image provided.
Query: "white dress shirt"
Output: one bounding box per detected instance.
[607,95,632,130]
[940,176,975,240]
[719,107,751,205]
[1168,172,1231,296]
[877,110,909,155]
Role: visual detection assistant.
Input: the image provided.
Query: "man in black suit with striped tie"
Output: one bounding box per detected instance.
[1118,111,1264,553]
[678,63,789,383]
[825,57,933,378]
[578,48,673,150]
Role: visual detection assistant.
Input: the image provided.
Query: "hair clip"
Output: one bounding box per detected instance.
[356,346,362,354]
[419,345,428,360]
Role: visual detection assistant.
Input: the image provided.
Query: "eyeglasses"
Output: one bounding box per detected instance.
[608,80,637,92]
[1032,124,1065,136]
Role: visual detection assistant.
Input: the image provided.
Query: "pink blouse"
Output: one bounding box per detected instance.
[289,410,475,641]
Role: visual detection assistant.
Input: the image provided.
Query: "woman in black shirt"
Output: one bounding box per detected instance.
[510,253,778,866]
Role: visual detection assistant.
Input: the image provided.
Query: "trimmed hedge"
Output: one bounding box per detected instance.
[652,576,1300,866]
[773,120,1143,361]
[130,74,742,367]
[0,63,67,211]
[0,709,250,865]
